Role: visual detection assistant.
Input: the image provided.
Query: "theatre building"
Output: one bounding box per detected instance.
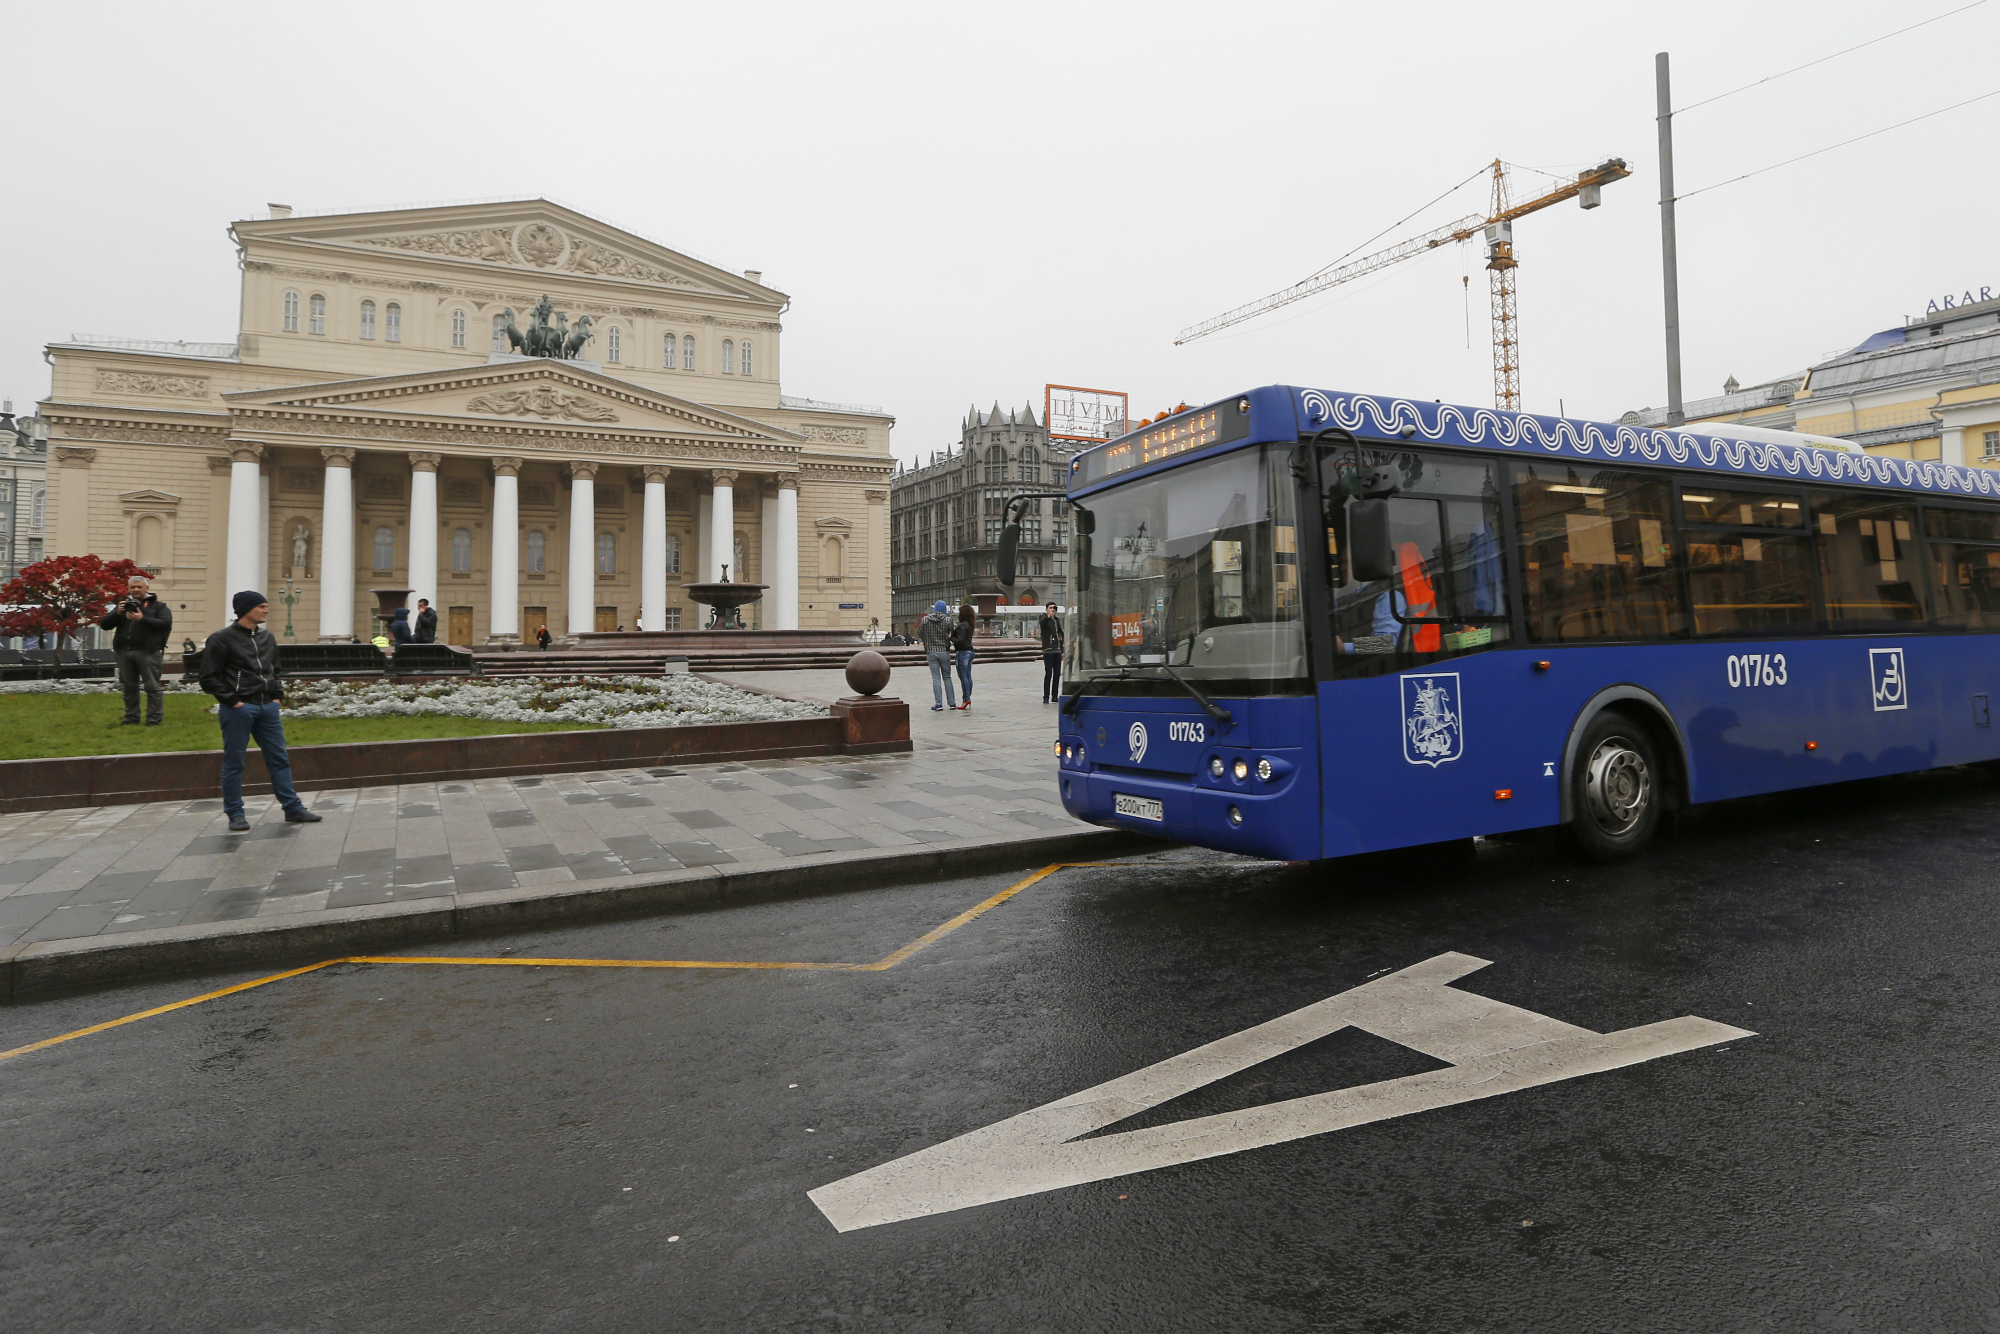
[38,200,893,643]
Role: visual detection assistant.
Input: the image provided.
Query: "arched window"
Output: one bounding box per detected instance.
[451,528,472,572]
[309,294,326,336]
[372,526,394,571]
[664,532,681,574]
[596,532,616,575]
[739,340,753,377]
[823,536,844,579]
[664,332,677,368]
[135,515,164,567]
[492,314,509,353]
[606,326,622,363]
[282,290,300,333]
[682,335,695,370]
[360,300,376,340]
[1017,445,1039,483]
[721,340,735,374]
[451,310,467,348]
[385,303,401,342]
[985,444,1008,482]
[526,530,546,573]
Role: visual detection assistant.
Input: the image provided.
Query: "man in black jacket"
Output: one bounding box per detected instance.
[99,573,173,725]
[1038,602,1064,704]
[201,590,323,833]
[413,598,437,644]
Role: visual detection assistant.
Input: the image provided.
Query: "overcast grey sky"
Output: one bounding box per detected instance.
[6,0,1994,460]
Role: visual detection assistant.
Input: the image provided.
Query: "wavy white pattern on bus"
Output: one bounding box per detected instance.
[1297,389,2000,501]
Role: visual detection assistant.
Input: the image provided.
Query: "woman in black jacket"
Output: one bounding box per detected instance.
[950,604,976,710]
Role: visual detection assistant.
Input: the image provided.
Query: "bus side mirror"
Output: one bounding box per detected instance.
[1074,508,1094,535]
[997,524,1020,585]
[1349,499,1397,582]
[1075,535,1092,591]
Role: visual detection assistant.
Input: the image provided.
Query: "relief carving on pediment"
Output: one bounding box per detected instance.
[563,240,696,287]
[97,370,211,398]
[362,228,516,263]
[465,386,620,423]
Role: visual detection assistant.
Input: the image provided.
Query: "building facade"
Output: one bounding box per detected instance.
[38,200,893,643]
[1626,296,2000,468]
[889,402,1076,629]
[0,401,48,585]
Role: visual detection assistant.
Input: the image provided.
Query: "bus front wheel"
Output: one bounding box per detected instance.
[1568,713,1660,863]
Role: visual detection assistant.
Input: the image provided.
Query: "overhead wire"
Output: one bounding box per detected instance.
[1303,163,1488,281]
[1679,87,2000,199]
[1672,0,1988,116]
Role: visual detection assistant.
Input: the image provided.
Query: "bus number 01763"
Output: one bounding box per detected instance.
[1726,653,1788,688]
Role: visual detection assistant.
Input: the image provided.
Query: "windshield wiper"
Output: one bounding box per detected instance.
[1060,665,1232,726]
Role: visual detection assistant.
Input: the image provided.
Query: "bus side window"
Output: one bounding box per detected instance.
[1513,465,1686,642]
[1922,504,2000,629]
[1811,491,1926,629]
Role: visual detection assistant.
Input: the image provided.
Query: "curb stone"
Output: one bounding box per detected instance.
[0,826,1170,1002]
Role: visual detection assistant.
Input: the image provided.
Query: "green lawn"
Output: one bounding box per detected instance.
[0,693,601,761]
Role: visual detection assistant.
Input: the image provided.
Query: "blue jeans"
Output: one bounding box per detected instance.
[955,649,974,703]
[926,649,956,708]
[219,700,306,819]
[1043,652,1063,702]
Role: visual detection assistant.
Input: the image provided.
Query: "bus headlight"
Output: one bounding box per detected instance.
[1232,758,1249,781]
[1209,756,1224,778]
[1054,739,1063,758]
[1227,805,1243,826]
[1256,757,1274,782]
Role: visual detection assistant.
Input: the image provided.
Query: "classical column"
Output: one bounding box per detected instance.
[489,457,524,644]
[317,447,356,641]
[224,443,264,598]
[760,484,779,630]
[257,467,271,593]
[697,491,713,582]
[774,472,800,630]
[709,470,738,583]
[567,461,598,638]
[407,452,441,615]
[639,466,671,631]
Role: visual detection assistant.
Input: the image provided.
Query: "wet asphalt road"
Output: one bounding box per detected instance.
[6,769,2000,1333]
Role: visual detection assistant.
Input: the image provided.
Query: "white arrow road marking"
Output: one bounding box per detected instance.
[809,951,1753,1231]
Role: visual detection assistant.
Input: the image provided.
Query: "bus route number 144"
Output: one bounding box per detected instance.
[1726,652,1788,688]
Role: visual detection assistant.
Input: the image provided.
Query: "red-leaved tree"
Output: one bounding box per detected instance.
[0,554,149,669]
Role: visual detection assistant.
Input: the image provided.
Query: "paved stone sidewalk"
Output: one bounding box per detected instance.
[0,661,1072,952]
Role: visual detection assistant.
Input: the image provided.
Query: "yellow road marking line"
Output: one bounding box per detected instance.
[0,861,1134,1065]
[0,959,343,1063]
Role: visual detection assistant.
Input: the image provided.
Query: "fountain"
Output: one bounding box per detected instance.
[682,566,767,630]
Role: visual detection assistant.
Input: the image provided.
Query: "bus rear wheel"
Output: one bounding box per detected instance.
[1568,713,1660,863]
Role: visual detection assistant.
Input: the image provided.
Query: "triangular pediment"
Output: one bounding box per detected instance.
[119,488,182,506]
[222,361,801,444]
[233,199,783,301]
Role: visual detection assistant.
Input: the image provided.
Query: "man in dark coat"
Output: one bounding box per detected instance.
[1038,602,1064,704]
[413,598,438,644]
[200,591,323,833]
[99,573,173,725]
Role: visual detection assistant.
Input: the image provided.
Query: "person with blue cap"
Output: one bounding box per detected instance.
[199,590,323,833]
[917,599,956,711]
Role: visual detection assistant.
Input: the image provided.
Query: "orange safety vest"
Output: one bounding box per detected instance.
[1398,542,1440,653]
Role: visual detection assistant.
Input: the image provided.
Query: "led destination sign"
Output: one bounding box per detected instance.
[1076,398,1251,485]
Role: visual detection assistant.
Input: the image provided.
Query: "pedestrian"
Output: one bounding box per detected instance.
[370,628,390,650]
[388,606,412,648]
[200,591,322,833]
[536,624,551,651]
[1038,601,1064,704]
[918,599,956,710]
[951,603,976,710]
[98,572,172,726]
[413,598,437,644]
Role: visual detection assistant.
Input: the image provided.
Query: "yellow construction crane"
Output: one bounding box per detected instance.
[1176,158,1631,411]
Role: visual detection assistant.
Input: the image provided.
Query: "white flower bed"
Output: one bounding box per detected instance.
[280,675,823,729]
[0,674,824,729]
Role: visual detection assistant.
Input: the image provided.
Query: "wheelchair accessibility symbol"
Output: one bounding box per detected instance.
[1869,647,1908,712]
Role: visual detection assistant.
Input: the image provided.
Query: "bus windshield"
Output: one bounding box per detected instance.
[1072,444,1305,691]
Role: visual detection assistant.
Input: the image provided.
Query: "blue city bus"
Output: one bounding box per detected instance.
[1030,385,2000,861]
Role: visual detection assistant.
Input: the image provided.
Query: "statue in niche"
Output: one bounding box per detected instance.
[291,522,311,574]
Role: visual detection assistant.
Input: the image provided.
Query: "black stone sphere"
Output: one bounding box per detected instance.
[845,649,892,697]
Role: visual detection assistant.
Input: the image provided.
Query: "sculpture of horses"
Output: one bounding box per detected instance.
[562,315,595,359]
[497,308,531,355]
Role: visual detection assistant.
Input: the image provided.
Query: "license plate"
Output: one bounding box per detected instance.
[1114,793,1164,822]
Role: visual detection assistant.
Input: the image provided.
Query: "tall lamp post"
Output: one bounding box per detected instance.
[277,579,302,640]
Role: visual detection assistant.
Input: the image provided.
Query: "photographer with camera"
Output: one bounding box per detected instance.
[97,573,173,726]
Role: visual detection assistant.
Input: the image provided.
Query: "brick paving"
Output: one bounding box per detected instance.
[0,661,1072,951]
